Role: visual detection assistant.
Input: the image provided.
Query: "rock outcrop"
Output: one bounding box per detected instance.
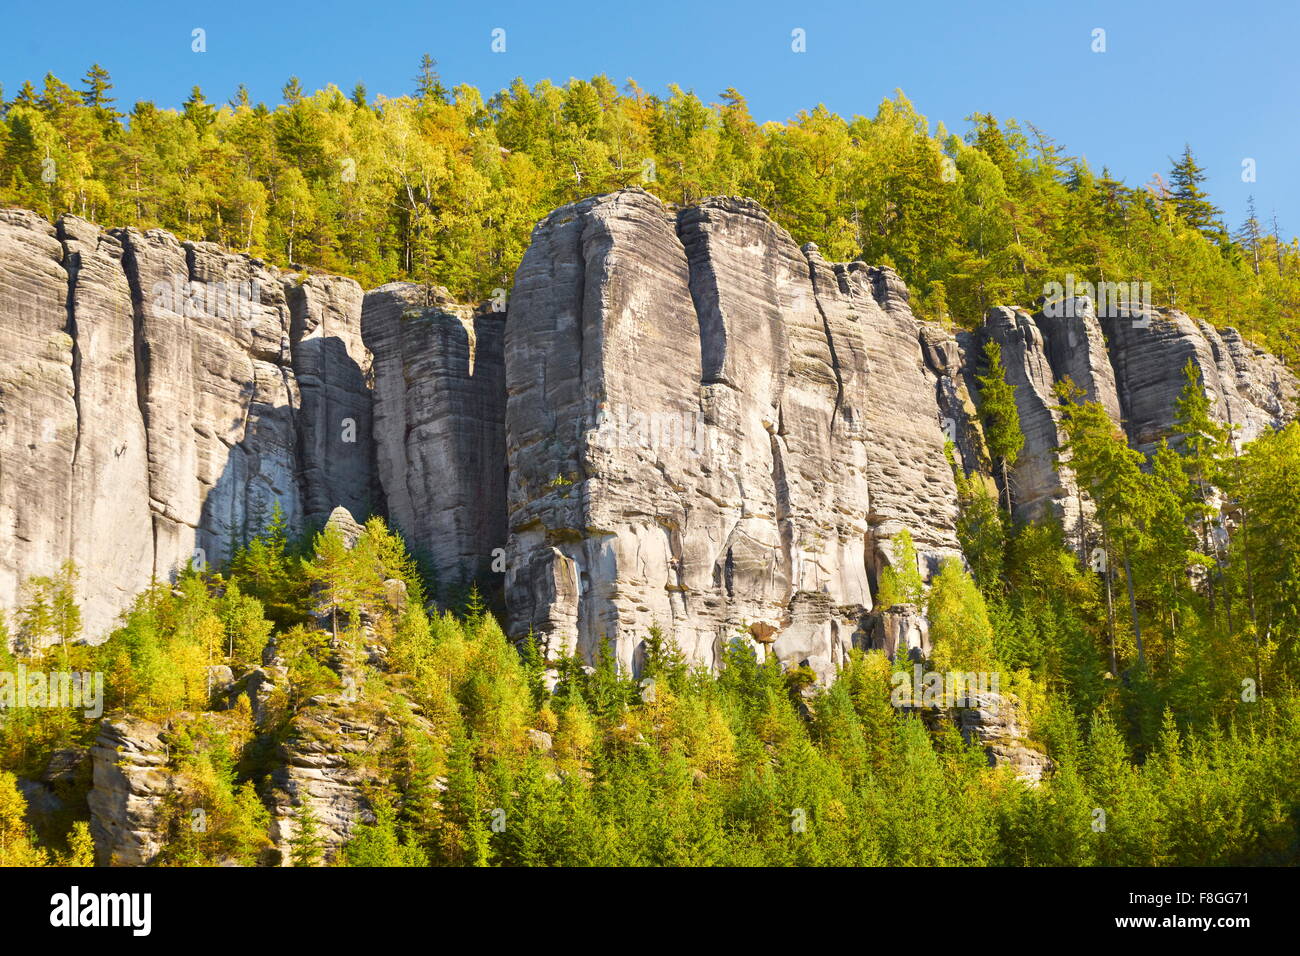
[979,306,1081,535]
[501,190,961,679]
[86,717,173,866]
[362,282,507,587]
[3,197,1296,681]
[265,701,388,865]
[1,210,374,641]
[1100,305,1297,456]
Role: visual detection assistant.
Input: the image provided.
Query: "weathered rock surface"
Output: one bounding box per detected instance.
[86,717,173,865]
[0,210,79,632]
[1,210,375,641]
[362,283,507,587]
[950,691,1053,784]
[502,190,960,679]
[980,306,1079,533]
[1100,305,1297,456]
[866,604,931,661]
[265,701,387,865]
[287,274,376,527]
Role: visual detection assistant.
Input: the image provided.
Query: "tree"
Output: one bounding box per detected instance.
[977,338,1025,515]
[876,529,924,608]
[17,562,80,660]
[1169,145,1224,241]
[1173,360,1230,620]
[0,771,47,866]
[79,64,120,121]
[1055,383,1149,668]
[413,54,447,104]
[927,558,997,671]
[288,801,324,867]
[1235,196,1264,275]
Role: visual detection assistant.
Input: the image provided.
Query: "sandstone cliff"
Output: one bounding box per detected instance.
[501,190,963,681]
[362,282,507,588]
[1,211,374,638]
[2,197,1296,679]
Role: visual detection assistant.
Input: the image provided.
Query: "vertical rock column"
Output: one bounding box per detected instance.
[117,228,304,577]
[506,191,720,670]
[286,274,376,528]
[0,210,78,624]
[58,217,154,635]
[362,283,507,590]
[502,190,968,678]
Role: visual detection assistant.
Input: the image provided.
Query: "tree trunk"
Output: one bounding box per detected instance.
[1102,524,1117,675]
[1001,458,1013,517]
[1122,547,1144,665]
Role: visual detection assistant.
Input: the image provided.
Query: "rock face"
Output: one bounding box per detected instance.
[0,210,81,631]
[978,296,1298,540]
[1100,305,1297,456]
[287,275,377,527]
[0,210,374,641]
[265,702,387,865]
[362,283,507,587]
[951,691,1053,785]
[980,306,1079,534]
[867,604,931,661]
[86,717,172,866]
[2,198,1296,680]
[501,190,960,679]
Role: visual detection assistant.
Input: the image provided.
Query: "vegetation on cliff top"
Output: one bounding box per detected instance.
[2,63,1297,367]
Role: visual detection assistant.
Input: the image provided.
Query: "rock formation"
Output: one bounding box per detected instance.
[86,717,173,866]
[362,283,507,587]
[2,196,1296,680]
[501,190,962,680]
[1100,304,1297,456]
[0,211,374,640]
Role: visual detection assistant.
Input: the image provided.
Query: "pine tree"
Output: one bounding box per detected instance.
[977,338,1025,515]
[288,801,324,867]
[1173,360,1231,620]
[1055,386,1150,668]
[1169,145,1224,241]
[79,64,120,120]
[1235,196,1263,275]
[413,54,448,104]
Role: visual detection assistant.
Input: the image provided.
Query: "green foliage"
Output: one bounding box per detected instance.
[1,69,1295,366]
[976,339,1025,514]
[876,528,925,608]
[927,558,998,671]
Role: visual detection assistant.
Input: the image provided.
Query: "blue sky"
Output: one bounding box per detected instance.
[3,0,1296,234]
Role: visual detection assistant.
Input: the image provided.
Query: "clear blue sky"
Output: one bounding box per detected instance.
[3,0,1296,235]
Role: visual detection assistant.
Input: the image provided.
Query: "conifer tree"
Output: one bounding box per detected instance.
[977,339,1025,515]
[289,801,323,867]
[1169,145,1224,241]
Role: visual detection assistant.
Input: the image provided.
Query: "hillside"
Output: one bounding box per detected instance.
[1,187,1299,866]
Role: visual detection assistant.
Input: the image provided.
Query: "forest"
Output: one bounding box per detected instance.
[1,58,1297,369]
[1,362,1298,866]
